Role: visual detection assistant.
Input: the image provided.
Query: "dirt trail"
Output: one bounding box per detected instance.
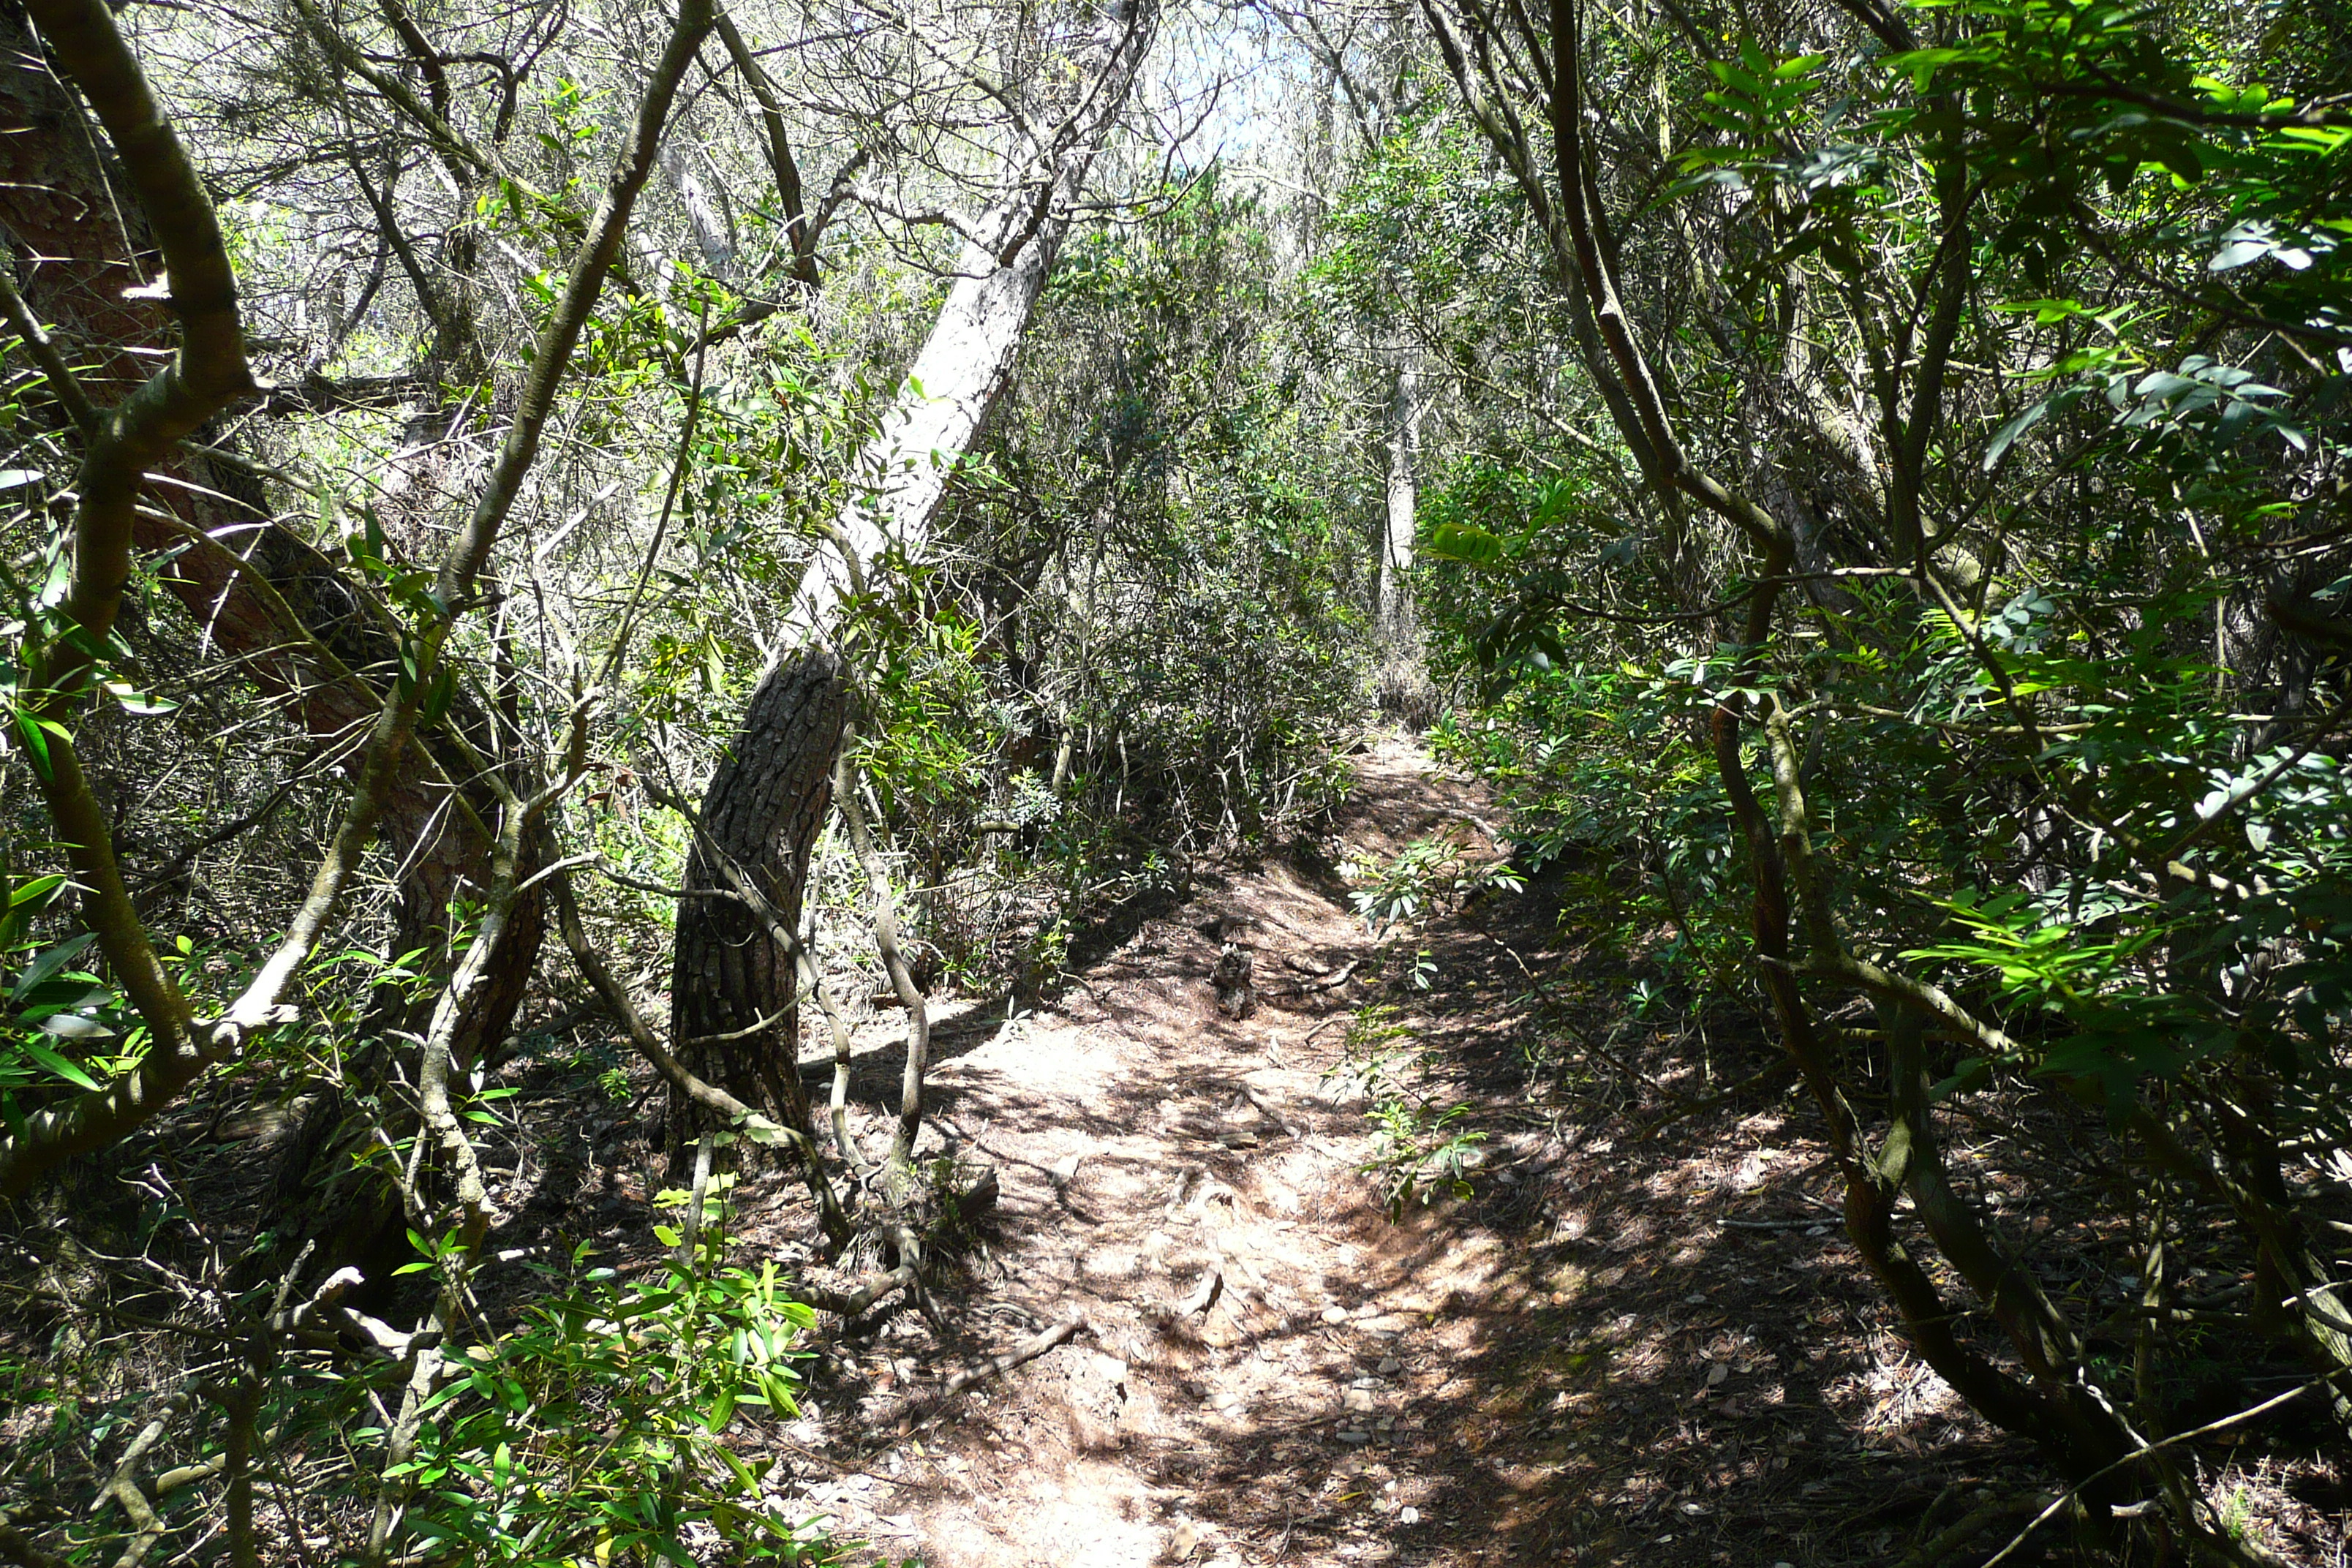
[771,738,1527,1567]
[777,737,2048,1567]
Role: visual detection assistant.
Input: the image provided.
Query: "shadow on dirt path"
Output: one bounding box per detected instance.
[778,737,2052,1568]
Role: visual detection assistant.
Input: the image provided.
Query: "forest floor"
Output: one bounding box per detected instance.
[504,736,2349,1568]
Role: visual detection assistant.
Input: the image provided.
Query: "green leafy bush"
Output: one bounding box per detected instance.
[387,1188,859,1567]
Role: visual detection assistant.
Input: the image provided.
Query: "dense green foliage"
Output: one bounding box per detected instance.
[1398,0,2352,1545]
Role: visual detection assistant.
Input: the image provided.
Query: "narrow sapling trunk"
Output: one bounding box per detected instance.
[1376,350,1436,724]
[834,728,931,1173]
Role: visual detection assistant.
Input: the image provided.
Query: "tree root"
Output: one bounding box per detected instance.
[802,1266,919,1322]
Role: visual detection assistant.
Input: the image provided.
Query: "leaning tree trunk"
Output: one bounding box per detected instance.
[1,0,538,1293]
[669,650,845,1153]
[674,215,1079,1163]
[790,0,1158,630]
[685,179,1102,1161]
[676,0,1158,1172]
[0,0,543,1064]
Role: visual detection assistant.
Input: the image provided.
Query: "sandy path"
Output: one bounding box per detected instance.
[786,738,1512,1568]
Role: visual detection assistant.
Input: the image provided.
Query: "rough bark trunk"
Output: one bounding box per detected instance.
[668,649,845,1150]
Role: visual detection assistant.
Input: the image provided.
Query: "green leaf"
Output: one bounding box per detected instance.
[12,711,50,779]
[715,1444,762,1496]
[8,874,66,909]
[736,1112,787,1146]
[1425,521,1505,565]
[704,1384,736,1432]
[1927,1057,1992,1103]
[16,1036,102,1091]
[102,682,178,717]
[11,935,97,1003]
[421,666,458,727]
[1983,396,2054,470]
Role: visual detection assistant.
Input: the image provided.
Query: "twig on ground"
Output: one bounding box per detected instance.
[1893,1490,2049,1567]
[1635,1058,1798,1137]
[764,1436,901,1488]
[801,1262,918,1321]
[895,1316,1088,1432]
[1265,960,1360,998]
